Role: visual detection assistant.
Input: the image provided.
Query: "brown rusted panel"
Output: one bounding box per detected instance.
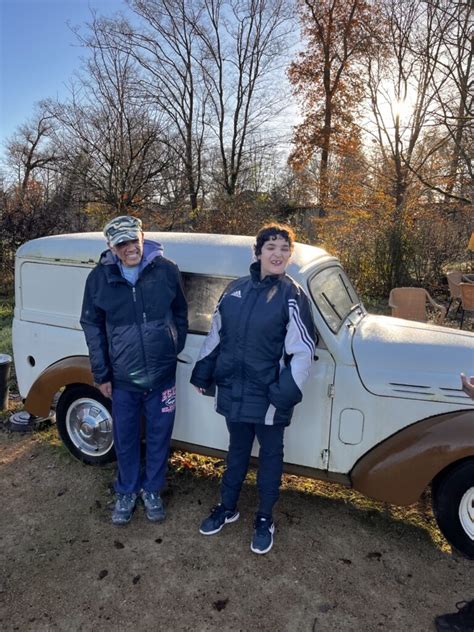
[351,409,474,505]
[25,356,94,416]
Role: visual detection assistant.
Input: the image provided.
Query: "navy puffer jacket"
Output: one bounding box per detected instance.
[191,262,317,425]
[81,240,188,391]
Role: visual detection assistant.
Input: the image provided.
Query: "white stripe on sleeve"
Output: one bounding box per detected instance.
[264,403,277,425]
[196,308,222,361]
[285,300,314,391]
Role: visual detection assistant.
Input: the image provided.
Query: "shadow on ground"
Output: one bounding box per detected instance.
[0,423,471,632]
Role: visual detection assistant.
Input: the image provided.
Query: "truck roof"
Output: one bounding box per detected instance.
[15,231,332,278]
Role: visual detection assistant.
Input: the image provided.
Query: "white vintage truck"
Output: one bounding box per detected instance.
[13,232,474,558]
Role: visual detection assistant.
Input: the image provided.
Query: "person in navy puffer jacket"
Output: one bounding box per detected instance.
[81,215,187,526]
[191,223,317,554]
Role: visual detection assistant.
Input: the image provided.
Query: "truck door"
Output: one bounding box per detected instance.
[284,343,335,470]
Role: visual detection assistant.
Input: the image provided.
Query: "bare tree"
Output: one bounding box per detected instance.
[422,0,472,202]
[2,110,76,271]
[88,0,292,213]
[89,0,207,212]
[6,107,57,193]
[46,21,172,214]
[197,0,292,197]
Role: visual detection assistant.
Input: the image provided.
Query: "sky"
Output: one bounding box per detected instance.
[0,0,300,171]
[0,0,130,153]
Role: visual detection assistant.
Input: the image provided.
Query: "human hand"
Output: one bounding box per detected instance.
[193,385,205,395]
[460,373,474,400]
[99,382,112,398]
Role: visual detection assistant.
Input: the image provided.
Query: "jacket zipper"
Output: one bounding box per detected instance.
[234,286,261,419]
[133,286,148,324]
[133,284,152,390]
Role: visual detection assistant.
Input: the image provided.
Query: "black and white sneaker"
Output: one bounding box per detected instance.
[199,504,240,535]
[250,515,275,555]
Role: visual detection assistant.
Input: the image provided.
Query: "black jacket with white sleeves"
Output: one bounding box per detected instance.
[190,261,317,425]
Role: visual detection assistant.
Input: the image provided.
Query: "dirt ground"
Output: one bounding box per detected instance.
[0,421,472,632]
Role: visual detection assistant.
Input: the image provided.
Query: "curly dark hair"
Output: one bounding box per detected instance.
[254,223,296,257]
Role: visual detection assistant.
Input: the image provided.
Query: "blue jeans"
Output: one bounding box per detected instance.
[220,420,285,518]
[112,383,176,494]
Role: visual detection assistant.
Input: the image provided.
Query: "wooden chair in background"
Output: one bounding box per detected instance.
[459,283,474,329]
[446,270,463,317]
[389,287,447,323]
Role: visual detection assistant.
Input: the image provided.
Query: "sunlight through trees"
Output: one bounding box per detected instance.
[1,0,471,295]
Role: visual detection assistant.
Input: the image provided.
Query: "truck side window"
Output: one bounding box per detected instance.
[182,273,235,335]
[308,266,361,333]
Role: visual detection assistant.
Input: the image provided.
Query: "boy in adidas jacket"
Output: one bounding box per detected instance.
[191,223,316,554]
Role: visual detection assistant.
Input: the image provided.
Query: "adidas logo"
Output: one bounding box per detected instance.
[230,290,242,298]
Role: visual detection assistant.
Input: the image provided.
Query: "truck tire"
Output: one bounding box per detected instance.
[56,384,116,465]
[432,459,474,560]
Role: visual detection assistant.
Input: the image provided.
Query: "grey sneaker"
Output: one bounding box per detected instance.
[112,493,137,525]
[251,515,275,554]
[141,491,166,522]
[199,504,240,535]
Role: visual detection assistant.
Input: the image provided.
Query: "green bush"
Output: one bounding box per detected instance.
[0,298,13,357]
[0,294,15,390]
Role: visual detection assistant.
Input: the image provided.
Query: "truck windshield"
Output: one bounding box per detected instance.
[308,266,362,333]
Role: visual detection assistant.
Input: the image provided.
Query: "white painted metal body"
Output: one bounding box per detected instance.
[13,232,474,475]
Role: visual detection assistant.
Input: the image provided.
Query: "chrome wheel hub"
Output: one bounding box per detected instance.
[459,487,474,541]
[65,398,113,457]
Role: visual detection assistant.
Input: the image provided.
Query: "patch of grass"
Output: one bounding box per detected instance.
[0,398,22,425]
[0,300,15,391]
[34,422,65,449]
[0,295,14,358]
[0,292,15,389]
[0,298,13,319]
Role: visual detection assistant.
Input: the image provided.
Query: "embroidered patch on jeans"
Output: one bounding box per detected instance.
[161,386,176,413]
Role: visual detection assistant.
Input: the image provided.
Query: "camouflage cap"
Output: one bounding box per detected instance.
[103,215,143,247]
